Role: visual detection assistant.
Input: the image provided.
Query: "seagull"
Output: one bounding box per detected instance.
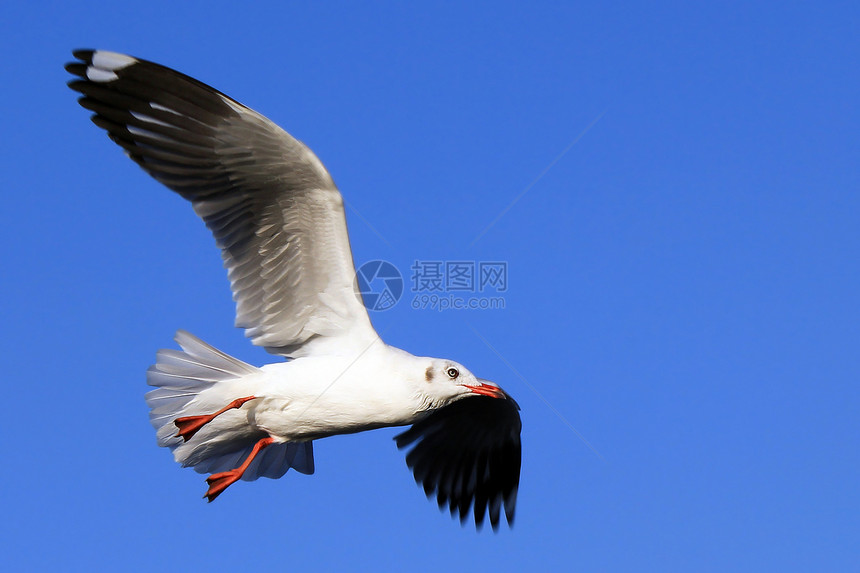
[66,50,522,529]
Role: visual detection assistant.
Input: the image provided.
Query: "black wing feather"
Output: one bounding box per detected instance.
[395,394,522,530]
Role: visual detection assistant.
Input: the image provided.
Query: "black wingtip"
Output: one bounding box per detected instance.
[71,49,94,62]
[65,63,87,78]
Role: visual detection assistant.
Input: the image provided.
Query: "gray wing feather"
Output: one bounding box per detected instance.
[67,50,377,356]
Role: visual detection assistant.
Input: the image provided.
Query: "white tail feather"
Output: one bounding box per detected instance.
[145,330,314,481]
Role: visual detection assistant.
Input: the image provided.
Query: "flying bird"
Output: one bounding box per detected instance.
[66,50,521,529]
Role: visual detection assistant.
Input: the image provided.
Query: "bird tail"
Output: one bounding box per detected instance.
[145,330,314,481]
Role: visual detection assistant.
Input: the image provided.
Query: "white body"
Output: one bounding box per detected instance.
[147,331,483,481]
[254,351,429,440]
[203,347,430,442]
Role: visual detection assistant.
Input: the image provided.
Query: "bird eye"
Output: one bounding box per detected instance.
[446,367,459,379]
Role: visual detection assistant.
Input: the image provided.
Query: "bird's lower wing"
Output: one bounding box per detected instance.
[396,394,522,530]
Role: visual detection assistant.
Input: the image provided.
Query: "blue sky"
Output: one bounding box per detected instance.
[2,1,858,570]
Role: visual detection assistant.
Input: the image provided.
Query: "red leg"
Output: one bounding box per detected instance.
[204,437,275,502]
[174,396,257,442]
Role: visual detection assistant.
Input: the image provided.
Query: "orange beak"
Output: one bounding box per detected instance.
[463,382,505,398]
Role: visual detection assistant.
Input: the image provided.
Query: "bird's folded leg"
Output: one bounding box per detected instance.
[203,437,275,502]
[174,396,257,442]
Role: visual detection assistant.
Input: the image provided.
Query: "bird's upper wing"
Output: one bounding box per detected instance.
[395,393,522,530]
[67,50,378,358]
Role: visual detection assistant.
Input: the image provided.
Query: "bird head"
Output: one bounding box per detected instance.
[417,358,505,410]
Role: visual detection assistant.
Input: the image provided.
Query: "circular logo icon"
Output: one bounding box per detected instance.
[355,260,403,311]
